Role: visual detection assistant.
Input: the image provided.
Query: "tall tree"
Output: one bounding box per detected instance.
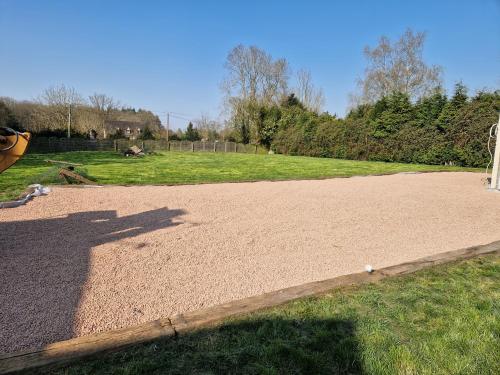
[356,29,443,103]
[436,82,469,132]
[296,68,325,113]
[414,89,447,128]
[184,122,200,141]
[222,45,289,105]
[40,84,85,106]
[39,85,86,135]
[89,93,118,113]
[371,92,414,138]
[222,45,290,143]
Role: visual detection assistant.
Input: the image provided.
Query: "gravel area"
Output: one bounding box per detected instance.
[1,172,499,354]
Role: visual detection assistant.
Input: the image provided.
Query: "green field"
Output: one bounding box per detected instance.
[0,151,473,201]
[41,255,499,375]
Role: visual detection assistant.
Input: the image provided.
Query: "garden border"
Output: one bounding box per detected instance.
[1,240,499,374]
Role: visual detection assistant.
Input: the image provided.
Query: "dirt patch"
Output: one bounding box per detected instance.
[1,172,499,354]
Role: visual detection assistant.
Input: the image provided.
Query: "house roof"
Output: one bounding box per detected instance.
[105,120,149,131]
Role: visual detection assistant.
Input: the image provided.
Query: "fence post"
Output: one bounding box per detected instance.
[255,144,257,154]
[191,142,194,152]
[114,140,117,152]
[141,141,145,152]
[168,141,170,152]
[214,142,216,152]
[224,142,227,153]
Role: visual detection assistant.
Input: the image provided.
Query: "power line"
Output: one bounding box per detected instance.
[155,110,195,119]
[159,111,196,142]
[170,111,194,118]
[168,114,192,121]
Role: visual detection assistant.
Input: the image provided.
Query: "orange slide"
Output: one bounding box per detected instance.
[0,128,31,174]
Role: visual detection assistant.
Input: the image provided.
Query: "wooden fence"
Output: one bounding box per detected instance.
[27,137,267,155]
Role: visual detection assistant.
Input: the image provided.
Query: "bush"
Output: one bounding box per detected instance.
[259,87,499,167]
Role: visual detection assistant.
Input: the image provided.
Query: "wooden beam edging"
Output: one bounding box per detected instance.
[0,319,175,374]
[171,240,500,333]
[1,241,499,374]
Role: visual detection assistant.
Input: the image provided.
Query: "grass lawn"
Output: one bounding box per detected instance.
[38,255,500,375]
[0,151,474,201]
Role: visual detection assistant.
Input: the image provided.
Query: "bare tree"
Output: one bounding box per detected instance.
[5,99,52,133]
[37,85,85,135]
[357,29,443,103]
[262,58,290,103]
[222,44,290,105]
[195,113,222,141]
[296,68,325,113]
[222,45,290,143]
[74,107,101,136]
[89,93,119,138]
[40,84,85,106]
[89,93,119,113]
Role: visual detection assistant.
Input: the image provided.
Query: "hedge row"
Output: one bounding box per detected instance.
[267,86,499,167]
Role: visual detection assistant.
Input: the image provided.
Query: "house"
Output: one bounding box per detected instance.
[104,120,148,140]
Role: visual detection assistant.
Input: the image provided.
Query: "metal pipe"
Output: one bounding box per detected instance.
[491,114,500,190]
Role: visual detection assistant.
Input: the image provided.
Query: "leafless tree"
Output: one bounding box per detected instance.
[36,85,85,133]
[357,29,443,103]
[195,113,222,141]
[262,58,290,103]
[296,68,325,113]
[222,45,290,143]
[89,93,119,113]
[89,93,119,137]
[2,92,163,137]
[74,107,101,136]
[40,84,85,106]
[222,44,290,105]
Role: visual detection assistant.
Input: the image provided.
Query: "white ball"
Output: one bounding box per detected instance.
[365,264,373,273]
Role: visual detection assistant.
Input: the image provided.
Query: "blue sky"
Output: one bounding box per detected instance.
[1,0,498,129]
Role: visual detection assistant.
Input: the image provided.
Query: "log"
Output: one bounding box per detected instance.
[58,169,96,185]
[0,319,174,374]
[45,160,83,166]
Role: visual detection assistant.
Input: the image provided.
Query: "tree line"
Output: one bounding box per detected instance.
[1,28,498,167]
[221,29,499,167]
[250,86,496,167]
[0,85,162,139]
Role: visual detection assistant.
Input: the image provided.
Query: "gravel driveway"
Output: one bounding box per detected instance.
[1,172,499,354]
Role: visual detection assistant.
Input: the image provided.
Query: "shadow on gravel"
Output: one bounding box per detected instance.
[0,207,185,355]
[40,317,365,375]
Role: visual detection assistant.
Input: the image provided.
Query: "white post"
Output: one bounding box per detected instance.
[491,114,500,190]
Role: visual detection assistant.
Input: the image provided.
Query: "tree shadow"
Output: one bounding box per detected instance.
[0,207,185,354]
[45,317,365,374]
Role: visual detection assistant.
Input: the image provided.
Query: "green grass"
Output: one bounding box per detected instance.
[0,151,474,201]
[40,255,499,375]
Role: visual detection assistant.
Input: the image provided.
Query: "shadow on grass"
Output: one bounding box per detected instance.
[0,207,185,355]
[43,317,365,374]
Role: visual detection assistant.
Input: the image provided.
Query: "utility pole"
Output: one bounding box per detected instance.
[67,104,72,138]
[166,112,169,143]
